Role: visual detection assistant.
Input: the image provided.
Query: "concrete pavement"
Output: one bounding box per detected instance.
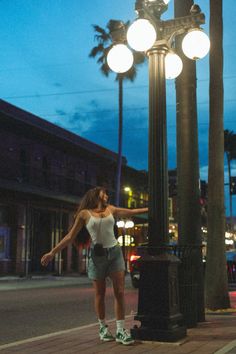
[0,275,92,291]
[0,276,235,354]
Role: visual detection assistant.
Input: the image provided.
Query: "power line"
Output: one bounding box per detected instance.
[58,119,236,136]
[2,75,236,100]
[2,88,119,100]
[38,98,236,119]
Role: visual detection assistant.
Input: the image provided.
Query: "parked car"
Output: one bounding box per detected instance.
[129,254,141,288]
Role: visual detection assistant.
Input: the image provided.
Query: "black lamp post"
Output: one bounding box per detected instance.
[128,0,209,342]
[106,0,210,342]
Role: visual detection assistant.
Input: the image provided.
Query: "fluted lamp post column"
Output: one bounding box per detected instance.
[106,0,210,342]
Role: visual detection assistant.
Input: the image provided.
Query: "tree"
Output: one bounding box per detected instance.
[174,0,204,324]
[89,20,145,206]
[205,0,230,309]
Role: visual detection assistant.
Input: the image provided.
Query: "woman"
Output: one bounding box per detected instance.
[41,186,148,346]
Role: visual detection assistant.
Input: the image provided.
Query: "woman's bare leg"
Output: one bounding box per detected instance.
[109,271,125,320]
[92,279,106,319]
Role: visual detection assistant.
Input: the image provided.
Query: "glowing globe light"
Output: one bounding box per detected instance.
[125,220,134,228]
[118,235,134,246]
[165,52,183,79]
[107,44,134,73]
[127,19,156,52]
[182,29,210,60]
[116,220,125,228]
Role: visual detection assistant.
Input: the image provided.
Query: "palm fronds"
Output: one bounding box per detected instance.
[89,20,146,80]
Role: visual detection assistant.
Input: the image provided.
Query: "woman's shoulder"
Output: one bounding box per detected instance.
[107,204,116,213]
[76,209,90,220]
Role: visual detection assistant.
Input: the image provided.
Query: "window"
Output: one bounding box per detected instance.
[0,227,10,259]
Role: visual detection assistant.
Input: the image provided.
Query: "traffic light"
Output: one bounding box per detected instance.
[230,176,236,195]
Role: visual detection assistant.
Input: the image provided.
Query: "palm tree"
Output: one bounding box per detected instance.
[89,20,145,206]
[224,129,235,229]
[174,0,204,325]
[205,0,230,310]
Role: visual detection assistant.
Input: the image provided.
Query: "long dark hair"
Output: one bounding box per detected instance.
[73,186,107,247]
[74,186,107,218]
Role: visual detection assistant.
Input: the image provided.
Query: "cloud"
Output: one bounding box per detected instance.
[55,109,66,116]
[54,100,102,134]
[200,165,208,181]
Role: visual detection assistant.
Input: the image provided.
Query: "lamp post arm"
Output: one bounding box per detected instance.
[161,12,206,46]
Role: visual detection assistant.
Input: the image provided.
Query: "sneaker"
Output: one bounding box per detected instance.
[116,328,134,345]
[99,325,114,342]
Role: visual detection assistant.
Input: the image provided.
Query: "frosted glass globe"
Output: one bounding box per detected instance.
[182,29,210,60]
[149,0,171,3]
[116,220,125,228]
[107,44,134,73]
[125,220,134,228]
[165,52,183,79]
[127,19,156,52]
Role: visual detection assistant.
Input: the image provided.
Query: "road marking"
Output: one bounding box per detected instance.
[0,315,133,351]
[0,323,97,350]
[214,340,236,354]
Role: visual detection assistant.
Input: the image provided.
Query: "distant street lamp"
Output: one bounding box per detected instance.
[116,219,135,270]
[106,0,209,342]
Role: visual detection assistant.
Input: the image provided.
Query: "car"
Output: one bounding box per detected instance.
[129,254,141,288]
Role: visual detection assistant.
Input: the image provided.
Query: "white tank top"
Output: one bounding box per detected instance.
[86,211,117,248]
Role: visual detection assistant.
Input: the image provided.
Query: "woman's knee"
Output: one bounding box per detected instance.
[93,280,106,297]
[113,287,125,301]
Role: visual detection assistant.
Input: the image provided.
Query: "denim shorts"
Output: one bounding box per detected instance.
[87,244,125,280]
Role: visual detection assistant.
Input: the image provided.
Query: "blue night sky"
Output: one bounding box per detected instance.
[0,0,236,214]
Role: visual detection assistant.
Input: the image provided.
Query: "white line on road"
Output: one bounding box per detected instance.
[0,315,133,351]
[214,340,236,354]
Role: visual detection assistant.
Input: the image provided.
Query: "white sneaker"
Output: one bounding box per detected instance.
[99,325,114,342]
[116,328,134,345]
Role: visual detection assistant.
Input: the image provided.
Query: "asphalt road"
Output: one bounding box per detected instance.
[0,279,138,346]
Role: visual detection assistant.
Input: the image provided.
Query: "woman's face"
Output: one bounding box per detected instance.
[99,189,108,204]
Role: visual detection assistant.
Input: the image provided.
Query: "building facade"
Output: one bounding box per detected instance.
[0,100,148,276]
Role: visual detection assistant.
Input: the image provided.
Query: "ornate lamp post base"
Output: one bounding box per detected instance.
[131,251,187,342]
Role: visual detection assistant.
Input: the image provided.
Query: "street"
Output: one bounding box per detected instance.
[0,279,138,346]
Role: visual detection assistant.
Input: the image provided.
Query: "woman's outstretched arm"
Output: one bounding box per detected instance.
[109,205,148,218]
[41,211,85,266]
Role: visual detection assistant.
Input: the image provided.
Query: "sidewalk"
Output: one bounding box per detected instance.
[0,292,235,354]
[0,274,92,291]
